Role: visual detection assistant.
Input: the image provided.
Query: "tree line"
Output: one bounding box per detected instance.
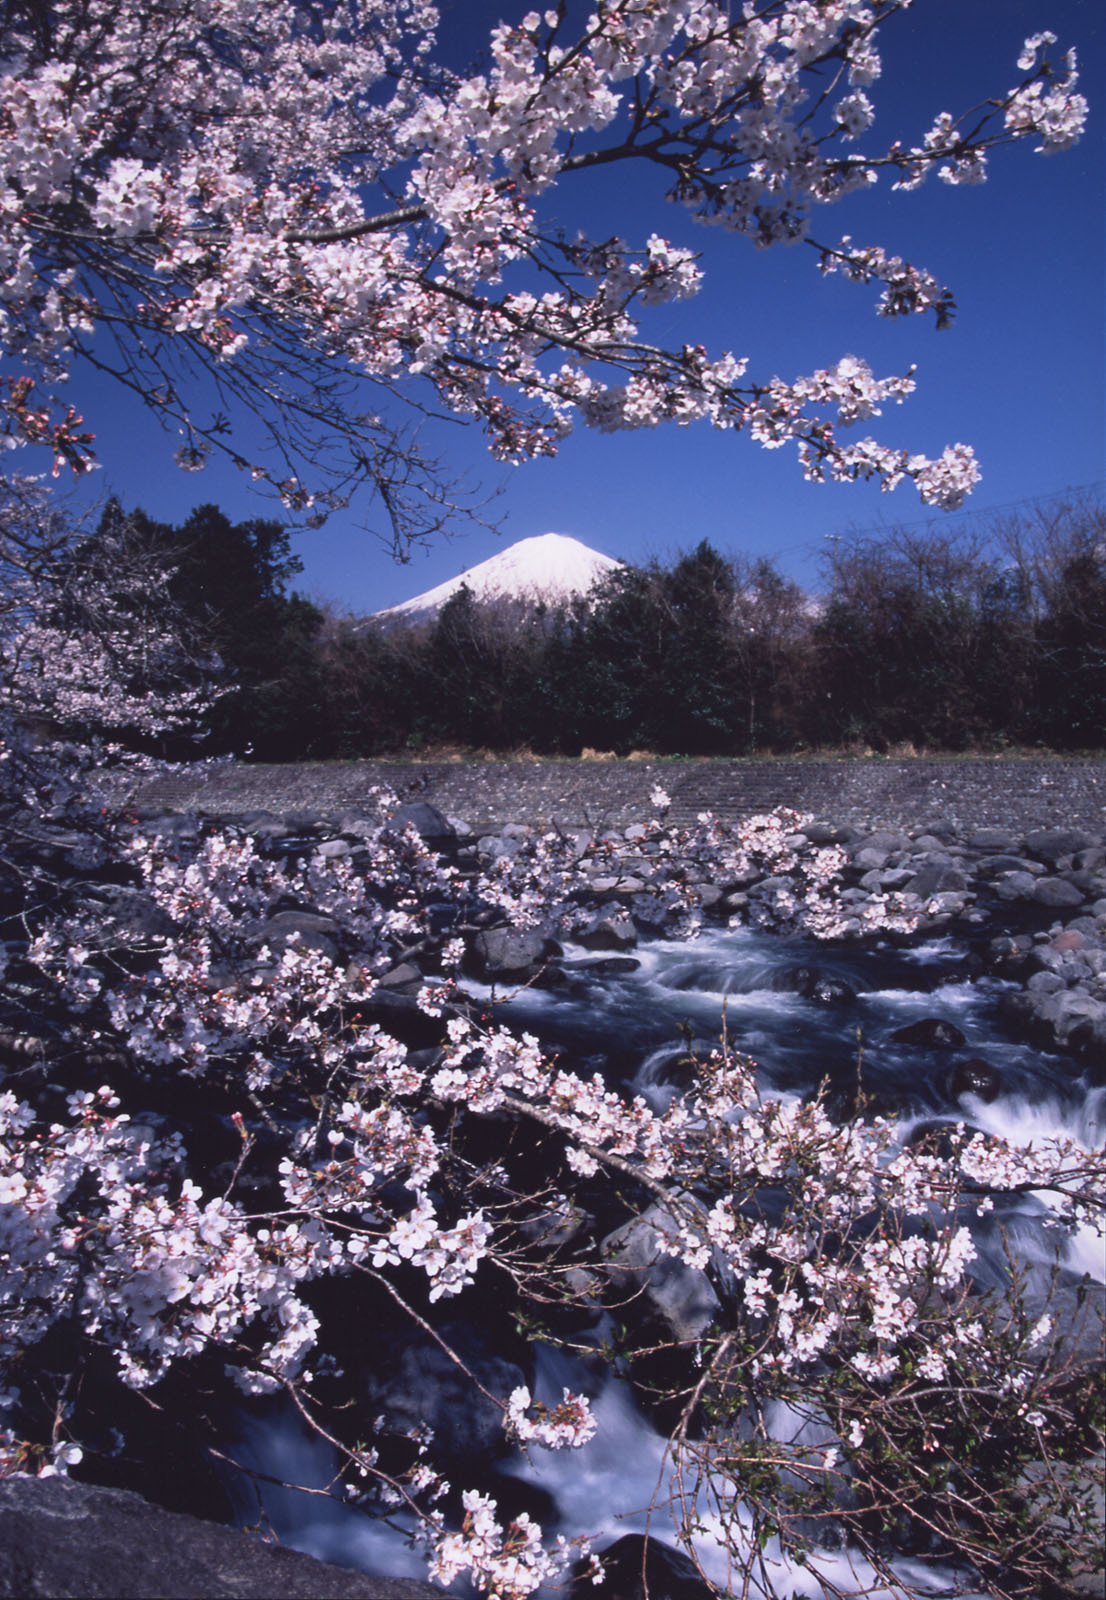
[77,493,1104,760]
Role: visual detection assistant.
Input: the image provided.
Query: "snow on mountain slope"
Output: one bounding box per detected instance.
[376,533,622,619]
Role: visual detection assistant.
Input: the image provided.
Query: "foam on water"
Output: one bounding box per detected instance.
[226,922,1100,1597]
[516,1346,987,1600]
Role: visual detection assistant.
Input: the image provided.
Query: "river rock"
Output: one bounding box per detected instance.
[389,801,455,850]
[573,1534,714,1599]
[601,1202,720,1341]
[1033,877,1085,908]
[890,1018,967,1049]
[467,926,552,980]
[904,864,970,898]
[0,1474,441,1599]
[577,912,638,951]
[976,854,1044,879]
[1025,828,1099,867]
[968,829,1024,853]
[477,832,521,861]
[944,1058,1003,1102]
[252,910,340,960]
[995,871,1043,901]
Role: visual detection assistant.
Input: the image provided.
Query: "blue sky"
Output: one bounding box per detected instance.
[60,0,1104,612]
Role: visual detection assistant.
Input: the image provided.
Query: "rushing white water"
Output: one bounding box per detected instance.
[229,922,1102,1598]
[511,1345,991,1600]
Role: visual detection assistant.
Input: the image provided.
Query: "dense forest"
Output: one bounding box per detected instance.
[79,493,1105,760]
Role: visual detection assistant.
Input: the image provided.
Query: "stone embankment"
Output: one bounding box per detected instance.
[110,756,1106,837]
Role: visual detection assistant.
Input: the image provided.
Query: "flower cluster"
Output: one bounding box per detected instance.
[0,6,1089,532]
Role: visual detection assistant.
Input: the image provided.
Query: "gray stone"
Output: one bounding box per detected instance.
[890,1017,967,1049]
[477,833,521,860]
[976,854,1044,878]
[577,912,638,951]
[313,838,351,860]
[968,829,1024,853]
[467,926,550,979]
[389,801,455,847]
[0,1474,441,1598]
[995,872,1042,901]
[1034,877,1085,908]
[1025,828,1099,867]
[853,830,912,855]
[254,910,340,959]
[376,962,422,989]
[602,1202,720,1341]
[1051,992,1106,1050]
[802,822,858,845]
[903,865,969,898]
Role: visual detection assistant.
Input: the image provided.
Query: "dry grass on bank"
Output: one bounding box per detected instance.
[366,742,1105,765]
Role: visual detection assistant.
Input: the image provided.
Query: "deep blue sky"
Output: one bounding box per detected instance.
[60,0,1104,611]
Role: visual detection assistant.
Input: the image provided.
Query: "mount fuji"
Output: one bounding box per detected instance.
[376,533,622,620]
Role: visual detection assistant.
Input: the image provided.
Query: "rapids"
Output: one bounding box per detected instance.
[228,921,1103,1598]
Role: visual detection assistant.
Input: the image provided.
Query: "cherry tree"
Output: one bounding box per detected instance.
[0,0,1088,550]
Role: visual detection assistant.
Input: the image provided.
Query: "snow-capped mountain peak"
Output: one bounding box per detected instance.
[377,533,622,619]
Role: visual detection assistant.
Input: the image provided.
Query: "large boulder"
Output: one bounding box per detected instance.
[466,925,554,980]
[0,1474,440,1599]
[601,1202,720,1341]
[389,801,455,851]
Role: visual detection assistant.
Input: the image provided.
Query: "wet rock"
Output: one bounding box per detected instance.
[563,956,641,977]
[467,926,552,980]
[768,967,856,1004]
[574,1534,714,1599]
[945,1058,1003,1102]
[577,912,638,951]
[363,1325,528,1465]
[890,1018,967,1049]
[767,965,819,994]
[0,1474,441,1599]
[806,976,858,1005]
[601,1201,720,1341]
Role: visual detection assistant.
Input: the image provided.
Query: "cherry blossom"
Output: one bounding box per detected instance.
[0,5,1090,542]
